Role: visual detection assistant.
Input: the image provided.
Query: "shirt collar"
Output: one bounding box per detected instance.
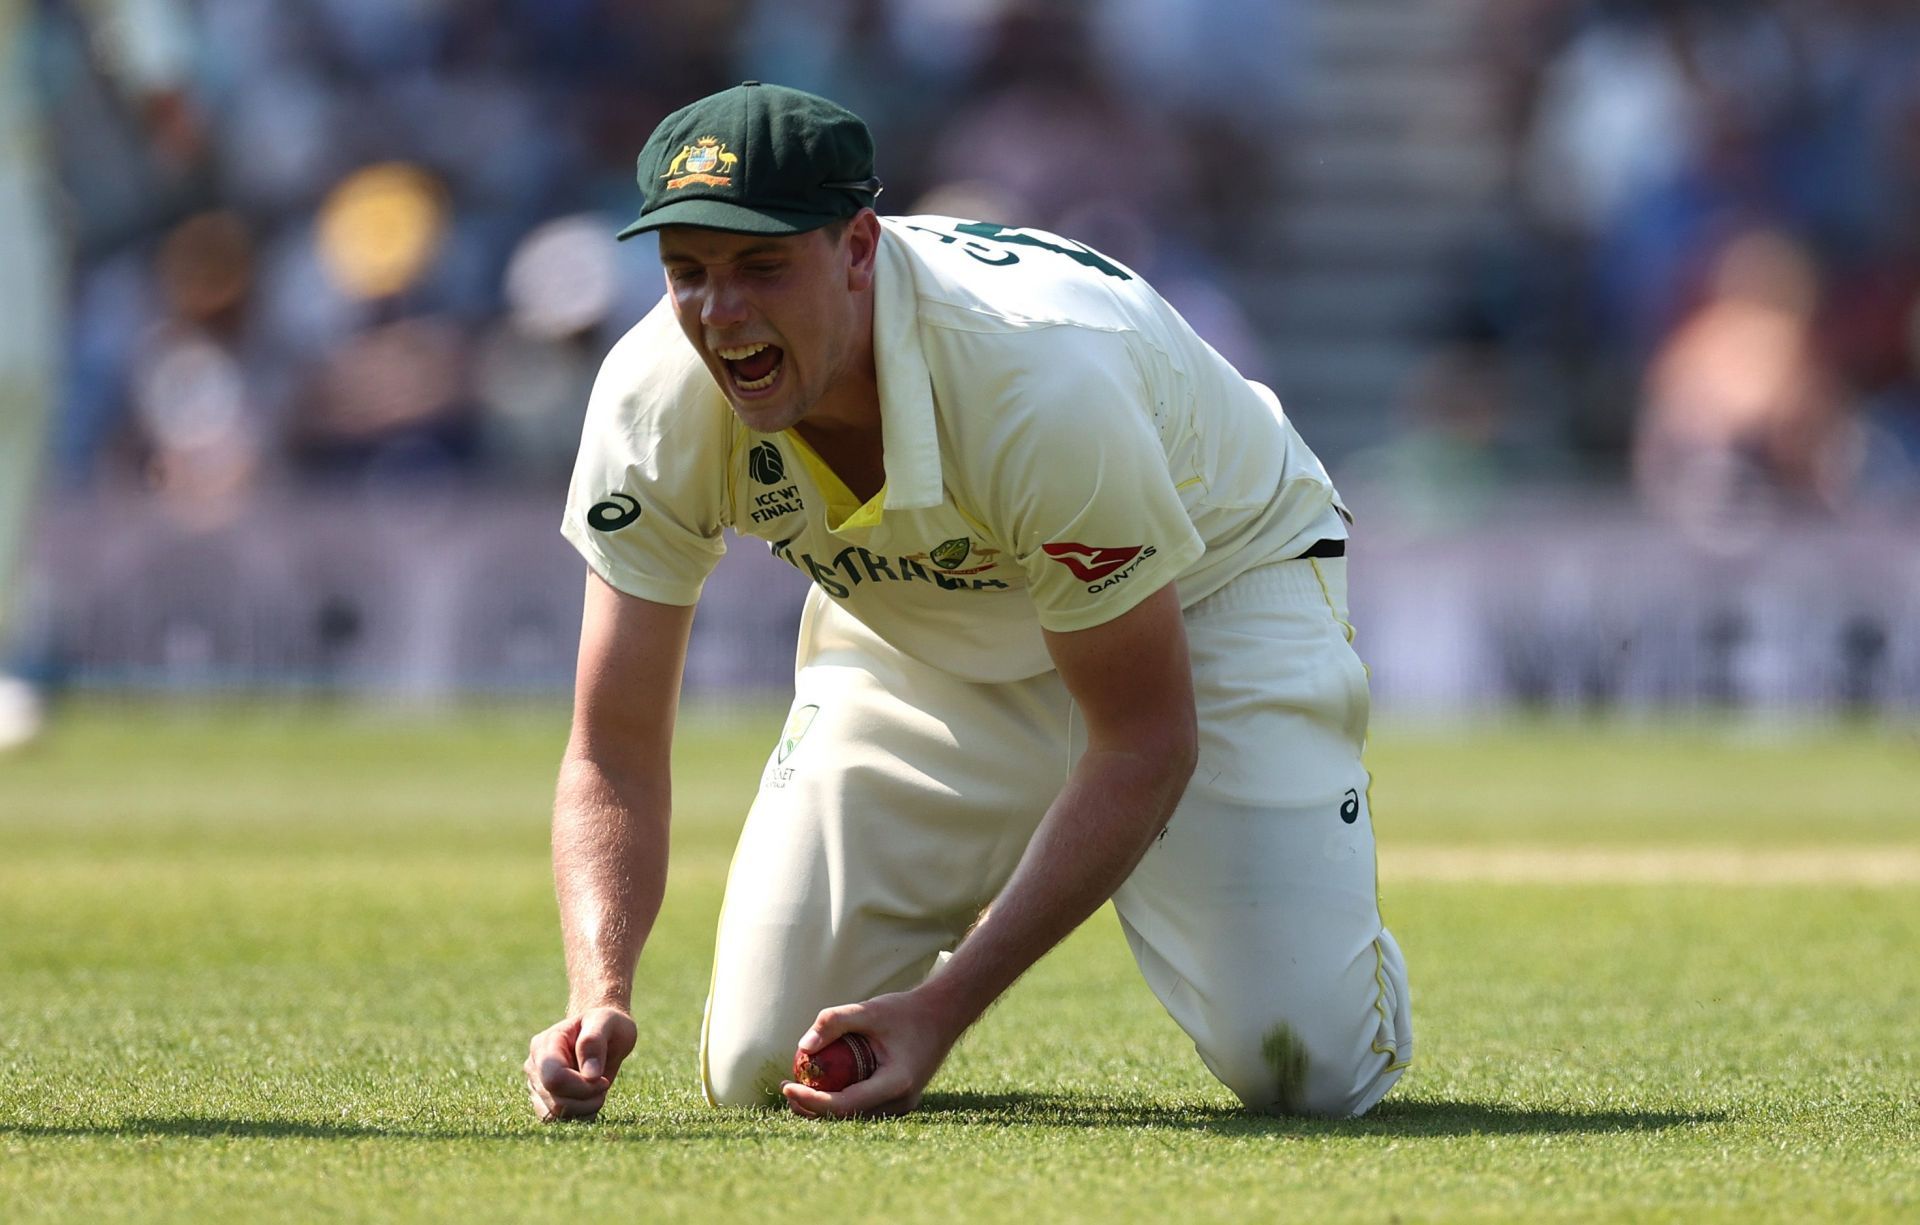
[870,226,943,511]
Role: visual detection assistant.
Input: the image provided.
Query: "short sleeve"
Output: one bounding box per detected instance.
[979,329,1206,632]
[560,304,730,605]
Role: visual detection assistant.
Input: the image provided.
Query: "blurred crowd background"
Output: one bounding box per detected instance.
[4,0,1919,714]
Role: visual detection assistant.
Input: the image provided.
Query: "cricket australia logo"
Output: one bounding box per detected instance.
[904,537,1002,577]
[765,704,819,790]
[777,704,818,763]
[664,137,738,190]
[931,538,971,570]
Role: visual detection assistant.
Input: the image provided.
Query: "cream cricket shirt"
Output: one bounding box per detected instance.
[562,215,1345,684]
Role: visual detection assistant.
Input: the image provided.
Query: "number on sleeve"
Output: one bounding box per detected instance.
[952,221,1133,281]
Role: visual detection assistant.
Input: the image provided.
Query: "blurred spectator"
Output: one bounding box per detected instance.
[1845,289,1920,500]
[472,213,626,477]
[1337,338,1515,537]
[293,315,471,477]
[924,8,1189,236]
[130,210,267,521]
[1634,227,1853,547]
[1464,0,1920,494]
[290,160,467,474]
[1092,0,1308,128]
[314,162,449,302]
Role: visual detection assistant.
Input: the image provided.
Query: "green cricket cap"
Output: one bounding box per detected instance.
[617,81,882,239]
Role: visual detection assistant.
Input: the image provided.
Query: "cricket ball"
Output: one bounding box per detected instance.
[792,1033,878,1092]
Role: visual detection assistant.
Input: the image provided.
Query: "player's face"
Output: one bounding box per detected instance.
[658,218,876,434]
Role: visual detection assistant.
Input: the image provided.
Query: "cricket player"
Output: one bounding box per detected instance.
[524,82,1412,1122]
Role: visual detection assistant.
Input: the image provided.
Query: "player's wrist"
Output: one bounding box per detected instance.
[569,988,634,1017]
[909,958,998,1046]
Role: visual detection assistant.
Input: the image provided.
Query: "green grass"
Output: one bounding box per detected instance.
[1,702,1916,1222]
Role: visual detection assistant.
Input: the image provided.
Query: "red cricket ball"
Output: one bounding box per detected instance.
[792,1033,878,1092]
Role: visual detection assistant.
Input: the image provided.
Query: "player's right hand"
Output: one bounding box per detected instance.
[524,1006,637,1122]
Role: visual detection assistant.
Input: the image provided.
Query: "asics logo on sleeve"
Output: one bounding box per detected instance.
[1041,542,1146,582]
[587,493,643,531]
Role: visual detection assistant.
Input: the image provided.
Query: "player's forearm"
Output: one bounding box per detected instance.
[552,754,671,1014]
[918,738,1195,1031]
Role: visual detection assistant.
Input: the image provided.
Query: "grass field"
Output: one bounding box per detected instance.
[2,702,1916,1223]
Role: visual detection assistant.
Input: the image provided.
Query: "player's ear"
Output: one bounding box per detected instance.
[844,210,881,291]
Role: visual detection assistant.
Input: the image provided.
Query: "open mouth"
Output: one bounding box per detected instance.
[716,342,784,393]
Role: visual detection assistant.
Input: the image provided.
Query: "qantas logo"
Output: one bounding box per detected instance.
[1041,542,1146,582]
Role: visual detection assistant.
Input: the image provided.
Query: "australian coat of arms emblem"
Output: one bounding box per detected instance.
[665,137,738,190]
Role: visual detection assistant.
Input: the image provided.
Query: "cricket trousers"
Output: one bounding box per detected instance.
[700,556,1413,1117]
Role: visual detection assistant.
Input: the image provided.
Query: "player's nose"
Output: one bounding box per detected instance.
[700,276,750,329]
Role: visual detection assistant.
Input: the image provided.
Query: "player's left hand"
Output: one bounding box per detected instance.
[523,1006,637,1122]
[781,987,966,1119]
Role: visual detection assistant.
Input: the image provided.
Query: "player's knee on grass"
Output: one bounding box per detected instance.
[1201,1016,1407,1119]
[1193,938,1413,1119]
[701,1026,793,1108]
[1125,933,1413,1118]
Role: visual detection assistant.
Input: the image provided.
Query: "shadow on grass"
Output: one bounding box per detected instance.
[2,1117,551,1142]
[0,1097,1723,1142]
[915,1093,1726,1136]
